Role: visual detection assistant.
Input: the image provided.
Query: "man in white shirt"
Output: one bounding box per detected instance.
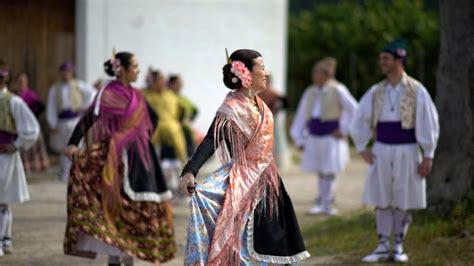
[350,40,439,263]
[0,59,39,256]
[46,61,95,181]
[290,57,358,215]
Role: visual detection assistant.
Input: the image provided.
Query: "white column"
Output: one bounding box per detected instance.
[75,0,109,83]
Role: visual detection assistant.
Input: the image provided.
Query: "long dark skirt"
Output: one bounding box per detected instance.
[63,143,176,263]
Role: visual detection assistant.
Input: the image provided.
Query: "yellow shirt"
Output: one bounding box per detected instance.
[142,88,187,162]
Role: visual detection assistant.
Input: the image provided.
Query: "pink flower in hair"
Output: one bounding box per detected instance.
[230,61,252,88]
[396,48,407,57]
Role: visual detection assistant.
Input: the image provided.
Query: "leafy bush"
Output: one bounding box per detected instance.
[288,0,439,110]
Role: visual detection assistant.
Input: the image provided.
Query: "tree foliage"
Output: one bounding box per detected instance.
[288,0,439,110]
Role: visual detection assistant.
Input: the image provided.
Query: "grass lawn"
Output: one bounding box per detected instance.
[302,198,474,265]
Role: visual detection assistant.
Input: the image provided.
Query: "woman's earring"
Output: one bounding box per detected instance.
[248,87,252,97]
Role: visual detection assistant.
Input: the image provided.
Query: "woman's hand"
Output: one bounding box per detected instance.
[64,145,79,160]
[179,172,196,197]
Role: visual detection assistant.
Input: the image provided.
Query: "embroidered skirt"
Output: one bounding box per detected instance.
[185,164,310,265]
[63,143,176,263]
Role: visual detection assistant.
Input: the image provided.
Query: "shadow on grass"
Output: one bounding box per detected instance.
[302,203,474,264]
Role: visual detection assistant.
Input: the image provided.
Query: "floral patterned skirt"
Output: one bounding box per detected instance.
[185,164,309,265]
[63,143,176,263]
[185,164,259,265]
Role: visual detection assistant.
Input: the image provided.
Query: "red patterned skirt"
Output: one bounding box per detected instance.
[63,143,176,263]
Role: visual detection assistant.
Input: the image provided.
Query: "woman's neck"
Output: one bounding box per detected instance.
[152,86,164,93]
[117,76,130,87]
[239,87,257,100]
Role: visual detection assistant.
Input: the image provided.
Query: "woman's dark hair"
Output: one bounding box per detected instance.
[222,49,261,90]
[146,69,163,88]
[149,70,162,81]
[0,59,9,83]
[103,51,134,77]
[168,74,180,84]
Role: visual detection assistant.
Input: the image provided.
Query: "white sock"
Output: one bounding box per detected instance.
[316,176,325,205]
[376,208,393,239]
[320,175,335,209]
[393,209,411,253]
[0,205,8,247]
[326,175,336,206]
[3,207,11,246]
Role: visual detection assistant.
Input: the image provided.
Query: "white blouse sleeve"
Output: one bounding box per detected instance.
[415,86,439,158]
[290,88,311,147]
[11,97,40,150]
[337,85,359,136]
[350,86,376,152]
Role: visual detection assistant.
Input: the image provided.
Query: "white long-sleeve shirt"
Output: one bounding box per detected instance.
[350,81,439,158]
[46,80,96,129]
[290,82,359,147]
[1,88,39,150]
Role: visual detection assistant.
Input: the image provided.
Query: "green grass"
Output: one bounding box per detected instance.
[302,196,474,265]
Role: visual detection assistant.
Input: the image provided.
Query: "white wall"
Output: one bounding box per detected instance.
[76,0,288,132]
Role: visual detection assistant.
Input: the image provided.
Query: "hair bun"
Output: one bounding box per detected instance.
[222,64,241,90]
[103,60,115,77]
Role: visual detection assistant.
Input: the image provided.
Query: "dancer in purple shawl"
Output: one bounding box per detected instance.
[12,72,49,173]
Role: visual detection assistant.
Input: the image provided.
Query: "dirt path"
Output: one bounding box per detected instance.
[1,153,367,265]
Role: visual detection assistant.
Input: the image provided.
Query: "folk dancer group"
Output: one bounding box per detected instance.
[0,38,439,265]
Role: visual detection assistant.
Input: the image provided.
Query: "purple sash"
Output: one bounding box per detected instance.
[307,118,339,136]
[376,121,416,144]
[0,131,17,145]
[58,109,79,119]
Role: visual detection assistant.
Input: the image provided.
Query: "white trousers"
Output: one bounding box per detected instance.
[0,152,29,203]
[50,117,80,181]
[363,142,426,210]
[301,135,349,174]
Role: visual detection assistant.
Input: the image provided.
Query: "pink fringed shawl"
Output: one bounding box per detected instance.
[88,81,154,224]
[208,90,280,265]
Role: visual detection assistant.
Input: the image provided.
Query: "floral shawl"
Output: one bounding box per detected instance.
[208,90,280,265]
[88,80,154,224]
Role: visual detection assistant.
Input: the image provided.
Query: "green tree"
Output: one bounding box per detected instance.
[288,0,439,110]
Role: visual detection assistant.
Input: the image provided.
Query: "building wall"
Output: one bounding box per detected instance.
[76,0,288,132]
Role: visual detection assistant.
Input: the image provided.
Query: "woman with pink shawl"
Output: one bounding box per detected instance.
[63,51,175,266]
[179,49,310,265]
